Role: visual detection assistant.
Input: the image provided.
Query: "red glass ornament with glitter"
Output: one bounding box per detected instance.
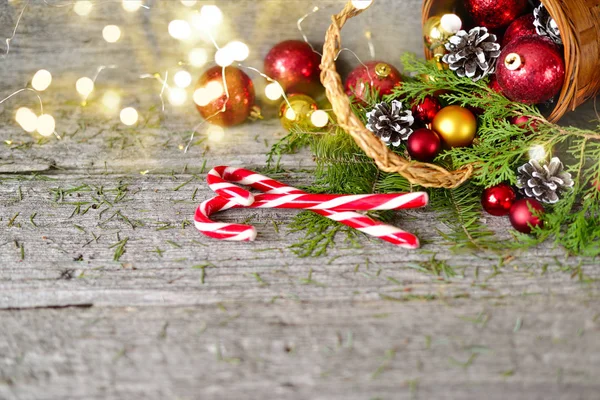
[464,0,529,30]
[412,96,441,124]
[509,198,544,234]
[496,36,565,105]
[195,66,256,127]
[481,183,516,216]
[344,61,402,104]
[264,40,322,97]
[503,14,537,46]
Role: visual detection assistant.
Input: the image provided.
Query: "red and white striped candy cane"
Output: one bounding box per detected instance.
[195,166,428,248]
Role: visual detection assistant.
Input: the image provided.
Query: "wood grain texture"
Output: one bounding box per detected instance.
[0,1,599,399]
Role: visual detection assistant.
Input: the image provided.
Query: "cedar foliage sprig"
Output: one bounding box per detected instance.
[267,53,600,257]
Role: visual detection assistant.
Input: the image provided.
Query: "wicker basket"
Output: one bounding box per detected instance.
[320,0,600,189]
[423,0,600,123]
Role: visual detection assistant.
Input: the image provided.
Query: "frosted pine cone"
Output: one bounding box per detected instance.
[534,4,562,45]
[366,100,414,147]
[442,27,501,82]
[516,157,574,203]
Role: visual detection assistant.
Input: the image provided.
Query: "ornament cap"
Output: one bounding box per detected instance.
[375,63,392,78]
[504,53,522,70]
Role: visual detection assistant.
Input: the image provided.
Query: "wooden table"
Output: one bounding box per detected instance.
[1,1,598,398]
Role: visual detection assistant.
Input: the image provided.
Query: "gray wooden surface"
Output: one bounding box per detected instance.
[1,1,599,399]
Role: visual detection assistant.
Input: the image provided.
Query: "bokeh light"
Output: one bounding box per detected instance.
[102,90,121,111]
[31,69,52,92]
[174,70,192,88]
[168,20,191,40]
[168,88,188,106]
[193,81,224,107]
[73,1,93,16]
[215,47,234,67]
[200,5,223,27]
[265,82,283,101]
[206,125,225,142]
[351,0,373,9]
[76,77,95,97]
[36,114,56,137]
[188,48,209,67]
[225,41,249,62]
[310,110,329,128]
[528,145,547,161]
[122,0,143,12]
[120,107,139,126]
[102,25,122,43]
[180,0,197,6]
[15,107,38,133]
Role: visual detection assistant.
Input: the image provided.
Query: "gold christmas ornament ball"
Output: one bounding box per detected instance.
[432,105,477,148]
[279,94,318,130]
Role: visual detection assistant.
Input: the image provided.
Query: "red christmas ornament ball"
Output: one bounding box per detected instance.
[503,14,537,46]
[407,128,441,162]
[488,75,503,93]
[264,40,322,97]
[345,61,402,103]
[465,0,529,29]
[481,183,516,216]
[412,96,441,124]
[195,66,255,127]
[509,198,544,234]
[510,115,540,134]
[496,36,565,104]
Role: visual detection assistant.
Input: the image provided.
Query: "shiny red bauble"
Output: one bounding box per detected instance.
[488,75,502,93]
[195,66,255,127]
[481,183,516,216]
[510,115,540,134]
[503,14,537,46]
[407,128,442,162]
[509,198,544,234]
[465,0,529,29]
[264,40,322,97]
[412,96,442,124]
[345,61,402,103]
[496,36,565,104]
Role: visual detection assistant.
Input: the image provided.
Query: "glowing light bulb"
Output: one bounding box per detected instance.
[102,90,121,110]
[168,20,191,40]
[74,1,93,16]
[174,70,192,88]
[122,0,143,12]
[529,145,547,161]
[103,25,122,43]
[310,110,329,128]
[193,80,224,107]
[76,77,95,97]
[168,88,188,106]
[36,114,56,137]
[440,13,462,34]
[181,0,197,6]
[285,107,297,121]
[265,82,283,101]
[207,125,225,142]
[31,69,52,92]
[227,41,249,62]
[351,0,373,10]
[200,5,223,27]
[189,48,208,67]
[120,107,139,126]
[15,107,38,133]
[215,48,234,67]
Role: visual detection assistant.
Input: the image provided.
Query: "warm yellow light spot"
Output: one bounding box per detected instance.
[73,1,93,16]
[207,125,225,142]
[36,114,56,137]
[225,41,249,62]
[120,107,139,126]
[168,20,191,40]
[102,25,122,43]
[310,110,329,128]
[188,48,208,67]
[193,80,224,107]
[31,69,52,92]
[351,0,373,9]
[168,88,188,106]
[76,77,95,97]
[15,107,38,133]
[285,107,297,121]
[180,0,197,6]
[102,90,121,110]
[200,5,223,27]
[265,82,283,101]
[122,0,143,12]
[174,70,192,88]
[215,47,234,67]
[529,145,547,161]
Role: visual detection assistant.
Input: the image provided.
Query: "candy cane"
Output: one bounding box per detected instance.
[195,166,428,248]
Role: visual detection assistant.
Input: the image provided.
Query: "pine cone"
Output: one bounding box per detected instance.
[366,100,414,147]
[442,27,501,82]
[516,157,574,204]
[534,4,562,45]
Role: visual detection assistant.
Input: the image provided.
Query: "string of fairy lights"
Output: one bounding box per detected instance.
[1,0,374,143]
